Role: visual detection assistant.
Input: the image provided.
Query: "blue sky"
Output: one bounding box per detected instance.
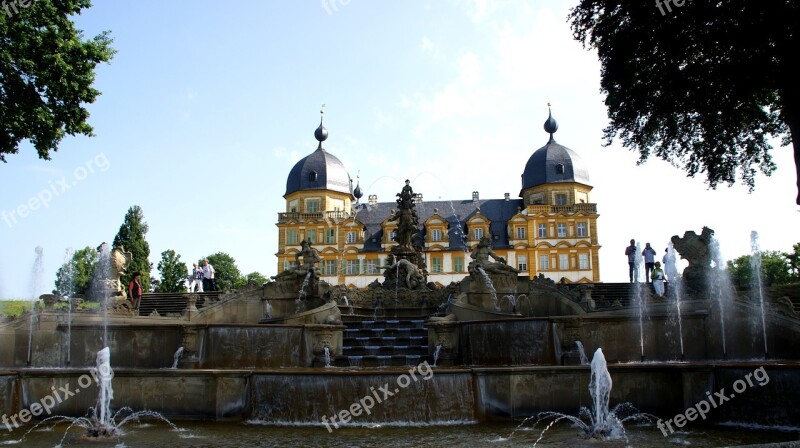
[1,0,798,299]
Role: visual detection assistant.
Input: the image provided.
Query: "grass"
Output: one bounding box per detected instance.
[0,299,102,317]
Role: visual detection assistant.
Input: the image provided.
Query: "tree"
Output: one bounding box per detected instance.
[569,1,800,204]
[786,243,800,282]
[242,271,268,288]
[113,206,150,291]
[54,246,97,297]
[1,0,115,161]
[727,250,793,289]
[156,249,187,293]
[203,252,242,292]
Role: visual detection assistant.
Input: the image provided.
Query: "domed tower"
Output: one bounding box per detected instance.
[277,109,356,274]
[516,107,600,283]
[520,108,592,205]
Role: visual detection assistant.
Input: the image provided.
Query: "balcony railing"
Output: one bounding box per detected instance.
[277,211,352,223]
[527,203,597,214]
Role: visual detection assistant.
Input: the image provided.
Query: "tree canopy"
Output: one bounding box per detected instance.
[727,249,798,289]
[113,206,150,290]
[156,249,187,293]
[53,246,97,297]
[569,0,800,204]
[1,0,115,161]
[203,252,242,292]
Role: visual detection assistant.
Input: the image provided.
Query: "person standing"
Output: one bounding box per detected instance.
[642,243,657,283]
[188,262,204,293]
[202,258,215,292]
[651,261,666,297]
[625,239,637,283]
[128,271,143,310]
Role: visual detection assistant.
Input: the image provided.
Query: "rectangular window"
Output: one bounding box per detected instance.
[287,229,298,245]
[518,255,528,272]
[346,260,358,275]
[559,254,569,270]
[579,253,589,270]
[432,257,442,273]
[289,200,298,213]
[306,199,320,212]
[557,223,567,238]
[577,222,587,237]
[367,260,378,274]
[538,223,547,238]
[325,260,337,275]
[326,228,336,244]
[556,194,567,205]
[431,229,442,241]
[454,256,464,273]
[539,255,549,270]
[516,226,526,239]
[346,231,357,243]
[306,229,316,244]
[474,228,484,240]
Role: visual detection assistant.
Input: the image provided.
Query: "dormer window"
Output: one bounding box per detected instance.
[555,163,565,175]
[309,170,318,182]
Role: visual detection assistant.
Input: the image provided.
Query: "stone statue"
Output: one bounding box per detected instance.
[671,226,715,268]
[296,239,322,271]
[272,239,322,281]
[380,258,426,290]
[469,236,519,275]
[670,226,716,297]
[387,179,419,252]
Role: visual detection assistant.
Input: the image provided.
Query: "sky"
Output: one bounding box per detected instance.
[1,0,798,299]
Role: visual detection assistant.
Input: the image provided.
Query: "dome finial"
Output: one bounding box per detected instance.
[544,103,558,143]
[353,172,363,200]
[314,104,328,149]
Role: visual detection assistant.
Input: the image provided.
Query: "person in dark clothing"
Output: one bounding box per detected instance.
[128,271,143,310]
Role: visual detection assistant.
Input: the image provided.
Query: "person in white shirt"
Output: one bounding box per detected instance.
[202,258,215,292]
[188,262,204,293]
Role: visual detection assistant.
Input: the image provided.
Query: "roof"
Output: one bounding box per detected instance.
[352,198,525,252]
[520,140,591,192]
[285,147,352,196]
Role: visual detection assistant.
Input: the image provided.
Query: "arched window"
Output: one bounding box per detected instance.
[309,170,318,182]
[555,163,565,174]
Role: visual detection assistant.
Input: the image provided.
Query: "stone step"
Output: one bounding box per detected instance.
[327,354,431,368]
[336,305,437,319]
[343,335,431,347]
[342,345,428,356]
[343,319,428,329]
[137,292,221,316]
[343,328,428,338]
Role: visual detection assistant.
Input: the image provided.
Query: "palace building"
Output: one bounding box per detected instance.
[275,110,601,287]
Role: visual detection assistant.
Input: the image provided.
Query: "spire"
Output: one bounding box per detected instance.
[314,104,328,150]
[544,102,558,143]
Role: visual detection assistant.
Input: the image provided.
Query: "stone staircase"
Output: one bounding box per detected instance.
[138,291,222,317]
[332,305,437,367]
[588,282,671,309]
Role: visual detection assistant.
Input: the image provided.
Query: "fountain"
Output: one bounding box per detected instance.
[750,231,769,358]
[632,242,646,361]
[665,243,685,360]
[575,341,589,365]
[172,346,185,369]
[26,246,45,367]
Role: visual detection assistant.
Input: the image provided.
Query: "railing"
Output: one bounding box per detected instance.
[277,211,352,223]
[527,203,597,214]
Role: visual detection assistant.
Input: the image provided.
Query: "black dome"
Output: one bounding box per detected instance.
[285,147,352,196]
[520,142,590,191]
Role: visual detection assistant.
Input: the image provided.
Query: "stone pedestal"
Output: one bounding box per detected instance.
[304,324,346,367]
[428,320,460,366]
[183,294,199,318]
[178,326,202,368]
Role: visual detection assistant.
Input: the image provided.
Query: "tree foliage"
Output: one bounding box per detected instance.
[113,206,150,290]
[569,0,800,204]
[242,271,268,288]
[203,252,242,292]
[156,249,187,293]
[53,246,97,297]
[1,0,115,161]
[727,250,795,289]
